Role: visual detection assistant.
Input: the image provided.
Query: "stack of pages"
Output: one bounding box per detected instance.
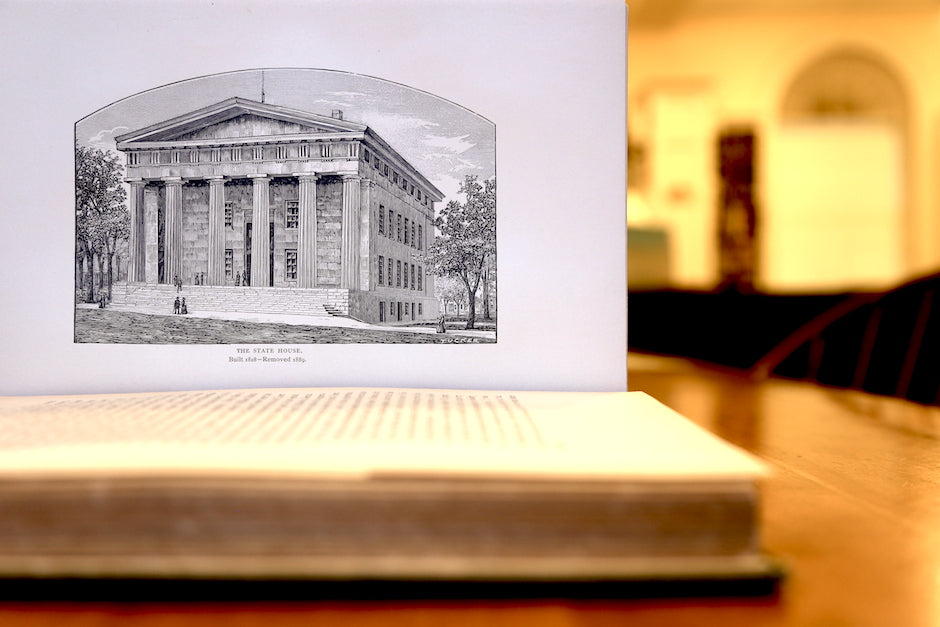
[0,388,775,582]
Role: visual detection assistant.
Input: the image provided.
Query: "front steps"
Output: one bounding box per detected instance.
[109,283,349,318]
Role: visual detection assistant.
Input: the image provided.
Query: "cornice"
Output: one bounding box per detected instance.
[117,131,365,151]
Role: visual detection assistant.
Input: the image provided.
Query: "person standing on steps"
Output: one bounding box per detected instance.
[173,296,180,314]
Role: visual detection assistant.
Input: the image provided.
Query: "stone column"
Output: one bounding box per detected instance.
[144,185,159,283]
[207,176,226,285]
[249,174,270,287]
[163,177,184,285]
[296,174,318,288]
[359,179,373,290]
[341,174,361,289]
[126,179,145,282]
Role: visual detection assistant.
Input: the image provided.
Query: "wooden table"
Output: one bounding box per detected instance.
[1,356,938,626]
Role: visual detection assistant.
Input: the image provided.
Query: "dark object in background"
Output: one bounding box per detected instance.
[630,271,940,406]
[629,289,846,371]
[753,272,940,406]
[717,130,758,293]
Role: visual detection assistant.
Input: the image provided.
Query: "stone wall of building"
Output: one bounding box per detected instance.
[359,151,436,316]
[316,176,343,287]
[349,290,440,325]
[269,177,299,287]
[181,182,209,284]
[225,179,252,285]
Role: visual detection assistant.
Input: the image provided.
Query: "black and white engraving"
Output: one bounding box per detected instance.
[74,69,496,344]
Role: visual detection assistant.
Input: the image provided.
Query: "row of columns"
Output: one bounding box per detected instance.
[126,173,366,289]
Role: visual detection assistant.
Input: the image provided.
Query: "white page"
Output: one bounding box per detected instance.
[0,1,627,396]
[0,389,765,481]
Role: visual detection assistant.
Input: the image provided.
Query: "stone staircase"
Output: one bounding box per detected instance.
[110,283,349,318]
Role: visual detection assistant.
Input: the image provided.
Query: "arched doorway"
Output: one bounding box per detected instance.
[764,48,908,292]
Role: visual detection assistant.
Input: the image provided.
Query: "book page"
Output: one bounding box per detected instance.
[0,390,765,482]
[0,1,627,396]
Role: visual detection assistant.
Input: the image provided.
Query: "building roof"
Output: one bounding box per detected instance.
[114,97,366,144]
[115,97,445,202]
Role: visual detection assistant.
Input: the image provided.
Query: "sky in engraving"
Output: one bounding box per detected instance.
[75,69,495,205]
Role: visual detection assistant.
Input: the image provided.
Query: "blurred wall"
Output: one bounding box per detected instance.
[628,3,940,292]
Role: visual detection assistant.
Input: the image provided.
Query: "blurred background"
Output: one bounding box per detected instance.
[627,0,940,403]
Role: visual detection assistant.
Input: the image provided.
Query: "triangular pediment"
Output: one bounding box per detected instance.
[115,97,366,145]
[171,114,332,141]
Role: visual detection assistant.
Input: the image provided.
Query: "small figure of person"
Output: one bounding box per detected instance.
[194,272,200,286]
[174,274,181,292]
[173,296,181,314]
[180,297,188,315]
[235,271,241,286]
[98,293,107,309]
[201,272,206,286]
[437,314,447,334]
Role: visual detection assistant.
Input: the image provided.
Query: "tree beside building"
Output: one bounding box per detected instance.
[76,145,128,303]
[426,175,496,330]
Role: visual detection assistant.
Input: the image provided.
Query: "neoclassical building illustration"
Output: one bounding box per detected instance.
[115,97,442,324]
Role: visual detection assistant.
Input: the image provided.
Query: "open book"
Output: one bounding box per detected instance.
[0,388,777,584]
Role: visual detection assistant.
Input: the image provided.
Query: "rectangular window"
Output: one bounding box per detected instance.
[397,215,402,242]
[410,264,415,290]
[362,147,371,164]
[285,249,298,280]
[404,218,409,245]
[393,172,399,185]
[384,164,389,177]
[417,189,422,201]
[410,183,415,195]
[417,224,423,250]
[378,255,385,285]
[286,200,299,229]
[419,303,423,316]
[388,209,394,238]
[411,223,416,248]
[396,260,401,287]
[378,205,385,235]
[417,266,423,291]
[388,258,393,287]
[403,262,408,289]
[379,301,385,322]
[224,201,234,228]
[225,249,233,279]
